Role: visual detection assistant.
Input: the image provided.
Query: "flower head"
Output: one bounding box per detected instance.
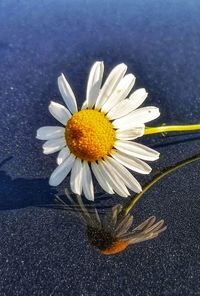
[36,62,160,201]
[56,193,166,255]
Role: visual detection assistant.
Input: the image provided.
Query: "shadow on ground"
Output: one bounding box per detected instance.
[0,157,56,210]
[0,157,113,211]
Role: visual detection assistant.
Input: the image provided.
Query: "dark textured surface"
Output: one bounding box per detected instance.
[1,0,200,295]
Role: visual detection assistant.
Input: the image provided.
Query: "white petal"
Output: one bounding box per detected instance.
[91,162,114,194]
[57,146,70,165]
[36,126,65,140]
[116,127,144,140]
[70,158,83,195]
[112,151,152,174]
[114,140,160,161]
[84,61,104,109]
[98,160,129,197]
[107,99,132,120]
[58,73,77,113]
[49,154,75,186]
[106,157,142,193]
[113,107,160,129]
[95,63,127,109]
[49,101,72,125]
[128,88,148,110]
[82,161,94,201]
[101,73,135,113]
[81,100,88,110]
[42,138,66,154]
[107,88,147,120]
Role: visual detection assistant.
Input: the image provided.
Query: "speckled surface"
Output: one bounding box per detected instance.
[1,0,200,295]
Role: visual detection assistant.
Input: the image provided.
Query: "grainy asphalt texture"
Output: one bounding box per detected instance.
[0,1,200,295]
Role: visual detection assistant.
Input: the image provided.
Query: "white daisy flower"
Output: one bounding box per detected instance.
[36,62,160,201]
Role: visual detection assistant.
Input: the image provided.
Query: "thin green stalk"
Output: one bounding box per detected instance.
[123,154,200,216]
[145,124,200,135]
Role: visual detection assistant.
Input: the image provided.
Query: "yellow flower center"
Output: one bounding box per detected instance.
[65,109,116,162]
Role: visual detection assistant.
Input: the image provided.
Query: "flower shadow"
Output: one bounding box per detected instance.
[0,157,57,210]
[151,133,200,149]
[54,194,166,255]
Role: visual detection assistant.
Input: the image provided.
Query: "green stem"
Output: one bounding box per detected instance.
[123,154,200,216]
[145,124,200,135]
